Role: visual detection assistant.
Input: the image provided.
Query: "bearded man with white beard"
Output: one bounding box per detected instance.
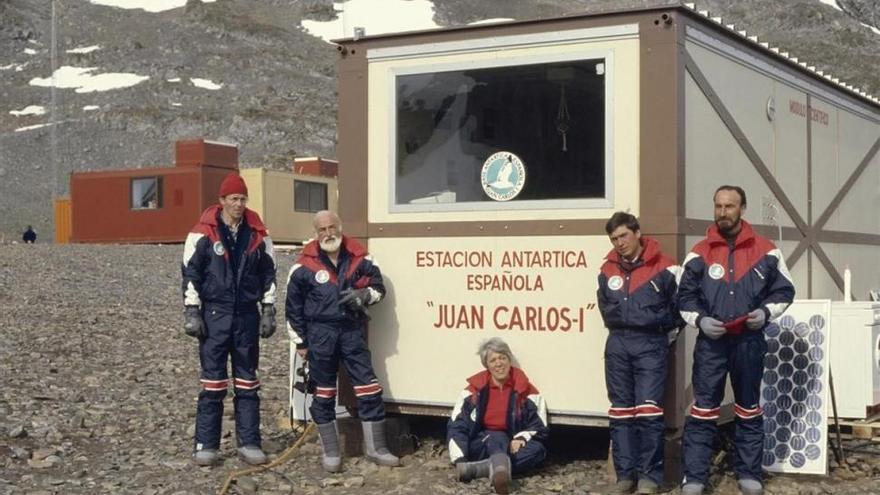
[284,210,399,472]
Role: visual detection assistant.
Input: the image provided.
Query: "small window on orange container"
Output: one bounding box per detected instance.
[131,177,163,210]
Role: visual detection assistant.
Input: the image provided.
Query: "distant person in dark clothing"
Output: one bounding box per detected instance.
[22,226,36,244]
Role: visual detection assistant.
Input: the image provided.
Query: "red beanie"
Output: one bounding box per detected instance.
[219,173,248,197]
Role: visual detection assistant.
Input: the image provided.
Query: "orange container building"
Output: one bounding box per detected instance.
[70,139,239,244]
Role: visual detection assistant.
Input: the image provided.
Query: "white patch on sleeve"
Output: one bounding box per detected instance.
[765,303,790,320]
[681,251,701,271]
[513,431,535,441]
[364,253,379,268]
[448,439,465,464]
[182,232,204,307]
[681,310,700,328]
[262,282,276,305]
[667,264,683,284]
[184,281,201,307]
[366,287,382,304]
[447,389,471,463]
[450,389,470,422]
[767,249,794,285]
[182,232,204,265]
[528,393,548,427]
[286,322,303,344]
[263,237,275,263]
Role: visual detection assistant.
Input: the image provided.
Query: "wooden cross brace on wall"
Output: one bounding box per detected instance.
[684,52,880,299]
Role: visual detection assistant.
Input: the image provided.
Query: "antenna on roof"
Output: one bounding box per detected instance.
[50,0,58,201]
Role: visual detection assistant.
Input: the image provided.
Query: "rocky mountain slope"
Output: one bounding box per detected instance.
[1,0,878,240]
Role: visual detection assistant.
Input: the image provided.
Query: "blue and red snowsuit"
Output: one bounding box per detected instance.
[678,220,794,485]
[181,205,276,451]
[285,236,387,425]
[447,367,548,474]
[597,236,682,485]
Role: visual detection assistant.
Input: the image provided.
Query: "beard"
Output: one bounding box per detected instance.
[320,236,342,253]
[715,216,741,235]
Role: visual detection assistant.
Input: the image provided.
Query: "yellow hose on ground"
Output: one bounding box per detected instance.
[217,421,316,495]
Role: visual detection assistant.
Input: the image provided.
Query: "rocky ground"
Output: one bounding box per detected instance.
[2,0,880,239]
[1,244,879,495]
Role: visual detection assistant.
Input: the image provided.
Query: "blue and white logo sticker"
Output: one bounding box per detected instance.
[315,270,330,284]
[608,275,624,291]
[481,152,526,202]
[213,241,225,256]
[708,263,725,280]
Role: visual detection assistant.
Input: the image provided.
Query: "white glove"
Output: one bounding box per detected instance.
[699,316,726,340]
[746,309,766,330]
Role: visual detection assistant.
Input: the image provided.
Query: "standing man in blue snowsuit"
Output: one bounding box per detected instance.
[598,212,682,494]
[678,186,794,495]
[181,173,277,466]
[285,210,399,472]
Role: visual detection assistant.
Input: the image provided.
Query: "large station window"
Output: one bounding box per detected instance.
[394,57,608,210]
[131,177,162,210]
[294,180,328,213]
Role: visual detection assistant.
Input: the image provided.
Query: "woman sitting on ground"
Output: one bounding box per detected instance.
[447,337,548,494]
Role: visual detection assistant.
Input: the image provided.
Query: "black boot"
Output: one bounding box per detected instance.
[456,458,491,481]
[489,453,511,494]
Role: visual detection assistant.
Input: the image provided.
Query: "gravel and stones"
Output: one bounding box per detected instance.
[1,244,880,494]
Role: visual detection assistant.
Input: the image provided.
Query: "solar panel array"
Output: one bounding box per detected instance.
[759,301,830,475]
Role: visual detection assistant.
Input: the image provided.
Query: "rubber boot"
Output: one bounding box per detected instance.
[237,445,267,465]
[611,479,636,494]
[737,478,764,495]
[456,458,491,481]
[636,478,659,494]
[681,482,705,495]
[193,448,219,466]
[317,421,342,472]
[362,420,400,467]
[489,453,511,494]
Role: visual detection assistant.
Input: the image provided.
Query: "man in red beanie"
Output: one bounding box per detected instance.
[181,172,277,466]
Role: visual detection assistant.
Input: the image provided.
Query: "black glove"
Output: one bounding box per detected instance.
[338,288,370,312]
[260,304,276,338]
[183,306,205,338]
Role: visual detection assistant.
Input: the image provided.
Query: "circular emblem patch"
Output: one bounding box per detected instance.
[708,263,725,280]
[608,275,624,291]
[315,270,330,284]
[212,241,225,256]
[481,152,526,202]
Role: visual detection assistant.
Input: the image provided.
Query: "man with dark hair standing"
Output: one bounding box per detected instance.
[678,186,795,495]
[598,212,682,494]
[181,173,277,466]
[285,210,399,472]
